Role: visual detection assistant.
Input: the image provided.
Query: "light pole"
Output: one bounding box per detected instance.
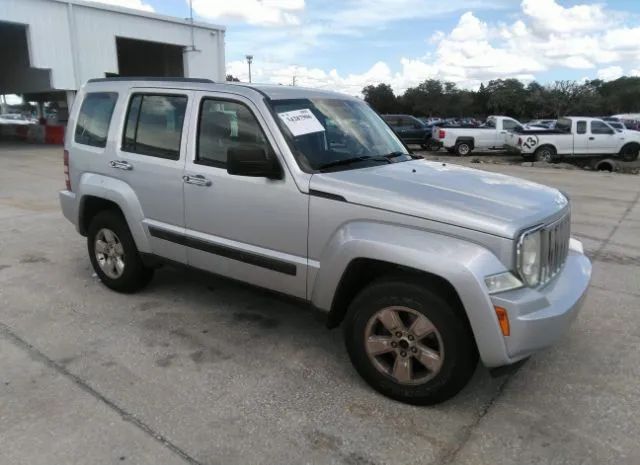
[245,55,253,83]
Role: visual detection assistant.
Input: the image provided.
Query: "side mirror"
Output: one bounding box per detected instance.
[227,147,282,179]
[414,123,423,129]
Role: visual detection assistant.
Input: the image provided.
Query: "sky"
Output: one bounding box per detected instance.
[12,0,640,101]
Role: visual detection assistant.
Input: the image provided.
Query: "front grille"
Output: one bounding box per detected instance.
[539,212,571,285]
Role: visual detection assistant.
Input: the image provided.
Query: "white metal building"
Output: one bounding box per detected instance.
[0,0,226,109]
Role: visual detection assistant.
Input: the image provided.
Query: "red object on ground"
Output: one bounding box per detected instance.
[45,125,65,145]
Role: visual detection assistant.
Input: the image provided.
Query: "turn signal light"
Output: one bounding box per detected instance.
[494,306,510,336]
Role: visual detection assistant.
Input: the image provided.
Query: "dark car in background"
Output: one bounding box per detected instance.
[382,114,441,150]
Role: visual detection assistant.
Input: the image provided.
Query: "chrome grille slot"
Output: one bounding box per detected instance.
[540,213,571,285]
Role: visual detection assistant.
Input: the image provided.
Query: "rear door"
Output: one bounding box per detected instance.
[589,120,618,154]
[113,89,193,263]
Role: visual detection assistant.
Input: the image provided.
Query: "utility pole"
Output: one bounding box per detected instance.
[292,75,296,86]
[246,55,253,83]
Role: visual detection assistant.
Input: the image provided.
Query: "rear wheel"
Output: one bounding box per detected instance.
[344,278,478,405]
[534,146,557,163]
[455,142,471,156]
[87,210,154,293]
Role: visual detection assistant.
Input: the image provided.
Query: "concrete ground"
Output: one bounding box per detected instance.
[1,142,639,465]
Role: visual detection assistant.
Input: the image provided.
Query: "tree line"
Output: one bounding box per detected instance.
[362,77,640,120]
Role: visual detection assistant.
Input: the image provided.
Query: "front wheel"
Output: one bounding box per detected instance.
[619,144,639,162]
[344,278,478,405]
[87,210,154,293]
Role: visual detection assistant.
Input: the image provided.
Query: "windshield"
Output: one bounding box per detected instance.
[269,98,410,172]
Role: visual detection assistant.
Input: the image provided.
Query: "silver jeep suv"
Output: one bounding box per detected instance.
[60,77,591,404]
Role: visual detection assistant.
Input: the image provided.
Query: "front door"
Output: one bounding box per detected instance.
[182,92,308,298]
[589,120,618,154]
[115,89,193,263]
[572,120,589,156]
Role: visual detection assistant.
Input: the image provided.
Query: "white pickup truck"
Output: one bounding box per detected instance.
[432,116,522,156]
[505,117,640,162]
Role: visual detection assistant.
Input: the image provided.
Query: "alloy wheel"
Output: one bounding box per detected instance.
[94,228,126,279]
[364,306,444,385]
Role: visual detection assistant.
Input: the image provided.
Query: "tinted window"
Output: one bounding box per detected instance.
[197,99,272,167]
[591,121,614,135]
[556,119,571,133]
[502,119,518,130]
[75,92,118,148]
[122,94,187,160]
[576,121,587,134]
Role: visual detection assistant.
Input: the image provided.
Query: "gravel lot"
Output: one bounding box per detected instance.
[1,142,639,465]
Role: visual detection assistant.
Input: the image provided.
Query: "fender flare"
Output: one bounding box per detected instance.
[309,221,511,366]
[77,173,151,252]
[455,136,475,150]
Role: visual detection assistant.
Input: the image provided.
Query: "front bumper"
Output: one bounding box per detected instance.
[488,240,591,365]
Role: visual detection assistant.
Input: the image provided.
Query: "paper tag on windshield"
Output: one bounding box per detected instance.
[277,109,325,137]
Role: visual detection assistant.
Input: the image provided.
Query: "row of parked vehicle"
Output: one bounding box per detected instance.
[383,113,640,162]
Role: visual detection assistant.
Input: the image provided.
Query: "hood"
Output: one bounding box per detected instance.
[309,160,568,238]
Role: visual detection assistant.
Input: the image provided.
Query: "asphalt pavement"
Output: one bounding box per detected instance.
[1,142,639,465]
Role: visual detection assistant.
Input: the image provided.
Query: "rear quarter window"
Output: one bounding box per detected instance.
[74,92,118,148]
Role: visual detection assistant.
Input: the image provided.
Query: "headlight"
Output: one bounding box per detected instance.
[518,229,542,287]
[485,272,523,294]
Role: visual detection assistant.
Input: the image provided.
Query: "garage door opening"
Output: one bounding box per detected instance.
[116,37,184,77]
[0,21,52,95]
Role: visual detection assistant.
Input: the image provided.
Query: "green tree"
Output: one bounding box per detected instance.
[362,83,399,114]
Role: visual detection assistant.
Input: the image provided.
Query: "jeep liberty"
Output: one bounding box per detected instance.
[60,78,591,404]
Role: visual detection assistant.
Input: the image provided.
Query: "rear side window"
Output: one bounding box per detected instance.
[74,92,118,148]
[196,98,272,167]
[122,94,187,160]
[576,121,587,134]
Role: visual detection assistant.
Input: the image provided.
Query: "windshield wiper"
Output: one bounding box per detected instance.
[382,151,420,160]
[317,155,390,171]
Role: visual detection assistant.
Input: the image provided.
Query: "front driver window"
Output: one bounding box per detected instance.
[197,99,273,167]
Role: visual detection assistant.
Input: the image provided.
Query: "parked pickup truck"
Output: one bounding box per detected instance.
[60,78,591,405]
[506,117,640,162]
[432,116,522,156]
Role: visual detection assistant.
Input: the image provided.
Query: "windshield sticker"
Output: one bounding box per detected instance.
[277,109,325,137]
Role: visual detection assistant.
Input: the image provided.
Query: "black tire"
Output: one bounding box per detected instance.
[426,140,441,151]
[534,145,557,163]
[344,277,478,405]
[455,142,472,156]
[619,144,639,162]
[87,209,154,293]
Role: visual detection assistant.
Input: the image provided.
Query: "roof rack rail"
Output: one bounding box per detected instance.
[87,77,215,83]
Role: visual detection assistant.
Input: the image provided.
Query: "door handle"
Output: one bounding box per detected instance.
[183,174,212,187]
[589,137,595,140]
[109,160,133,170]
